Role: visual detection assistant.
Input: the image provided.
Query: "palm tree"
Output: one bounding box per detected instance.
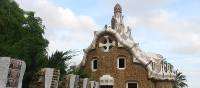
[173,70,188,88]
[47,50,76,75]
[67,66,88,78]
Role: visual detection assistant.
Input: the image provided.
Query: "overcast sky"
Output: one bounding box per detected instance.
[15,0,200,87]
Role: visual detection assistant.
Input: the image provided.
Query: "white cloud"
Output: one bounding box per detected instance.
[15,0,98,57]
[139,9,200,55]
[15,0,97,31]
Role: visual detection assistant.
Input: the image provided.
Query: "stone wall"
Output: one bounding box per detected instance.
[59,74,99,88]
[30,70,95,88]
[155,81,173,88]
[0,57,26,88]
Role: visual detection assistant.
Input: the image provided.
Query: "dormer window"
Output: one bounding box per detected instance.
[91,59,98,71]
[117,57,126,69]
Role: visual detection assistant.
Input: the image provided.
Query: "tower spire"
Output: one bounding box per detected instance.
[114,3,122,14]
[111,3,124,32]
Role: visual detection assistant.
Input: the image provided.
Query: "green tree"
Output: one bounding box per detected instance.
[173,71,188,88]
[47,50,75,77]
[0,0,48,87]
[67,66,88,78]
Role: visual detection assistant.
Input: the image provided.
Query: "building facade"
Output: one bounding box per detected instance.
[80,4,176,88]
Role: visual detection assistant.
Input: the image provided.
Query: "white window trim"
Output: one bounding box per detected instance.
[126,82,139,88]
[117,57,126,70]
[91,59,97,71]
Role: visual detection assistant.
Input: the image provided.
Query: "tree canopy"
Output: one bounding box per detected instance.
[0,0,78,87]
[0,0,48,87]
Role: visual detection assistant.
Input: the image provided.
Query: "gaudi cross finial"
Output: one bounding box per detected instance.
[99,36,115,52]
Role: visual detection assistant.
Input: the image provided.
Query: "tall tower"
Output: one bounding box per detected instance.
[114,3,122,24]
[111,3,125,33]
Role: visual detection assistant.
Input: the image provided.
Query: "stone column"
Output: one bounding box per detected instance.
[0,57,26,88]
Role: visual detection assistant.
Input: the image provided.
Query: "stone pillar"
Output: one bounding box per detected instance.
[69,74,76,88]
[62,75,71,88]
[89,81,99,88]
[77,78,89,88]
[29,68,60,88]
[0,57,10,88]
[68,74,80,88]
[45,68,54,88]
[0,57,26,88]
[44,68,60,88]
[60,74,80,88]
[83,78,89,88]
[51,69,60,88]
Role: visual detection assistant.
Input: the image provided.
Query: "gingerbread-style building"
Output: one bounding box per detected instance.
[80,3,176,88]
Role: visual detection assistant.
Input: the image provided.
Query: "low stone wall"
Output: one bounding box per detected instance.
[0,57,26,88]
[29,68,99,88]
[59,74,99,88]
